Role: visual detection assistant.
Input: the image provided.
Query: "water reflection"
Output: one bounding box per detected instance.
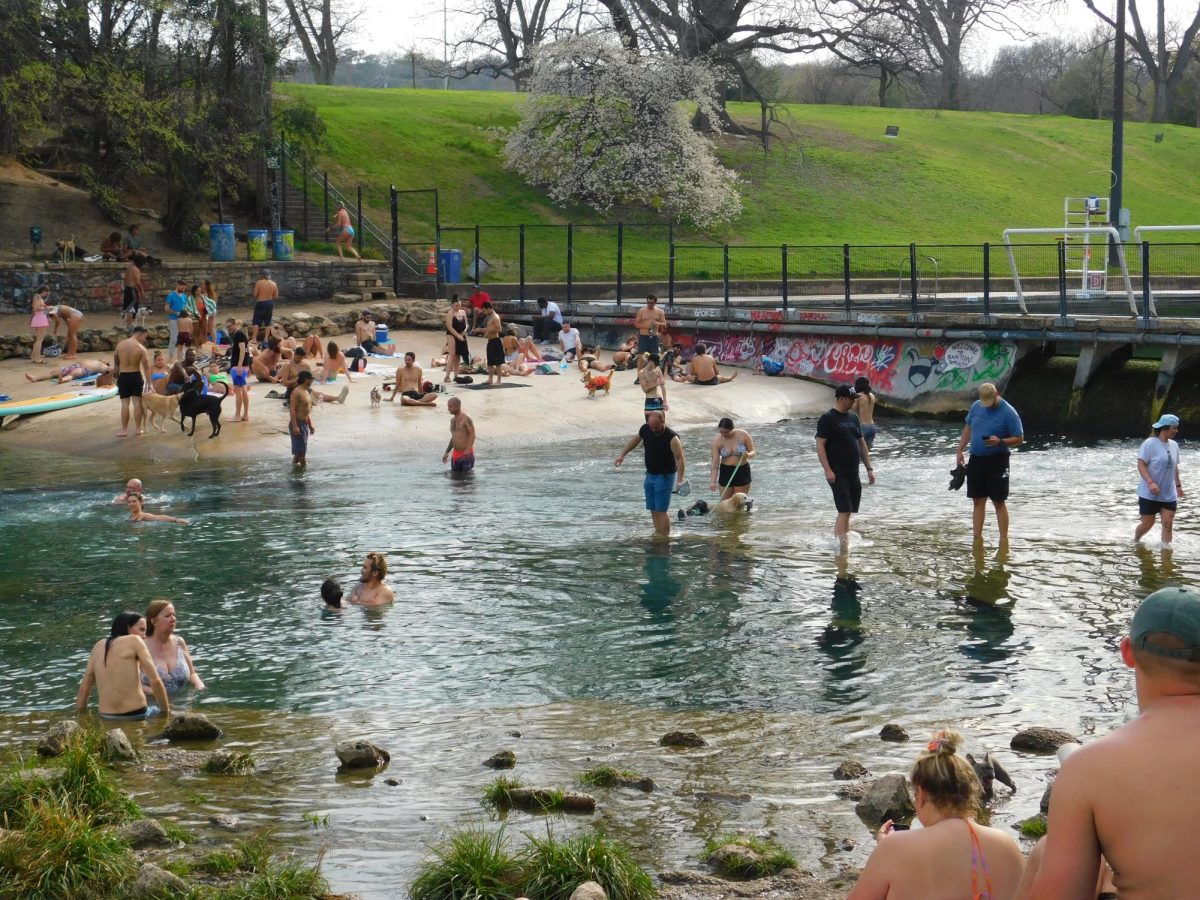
[1135,543,1177,593]
[818,548,868,704]
[640,543,683,617]
[955,543,1016,671]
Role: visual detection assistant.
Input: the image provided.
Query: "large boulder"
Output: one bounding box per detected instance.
[37,720,84,757]
[854,775,915,830]
[103,728,138,762]
[116,819,172,849]
[483,750,516,769]
[335,739,390,771]
[1011,727,1079,754]
[132,862,189,898]
[879,724,910,742]
[161,713,222,742]
[569,881,608,900]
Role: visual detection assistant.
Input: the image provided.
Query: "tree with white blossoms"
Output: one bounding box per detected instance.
[503,35,742,229]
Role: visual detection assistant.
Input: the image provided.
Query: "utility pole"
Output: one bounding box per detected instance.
[443,0,449,90]
[1110,0,1126,239]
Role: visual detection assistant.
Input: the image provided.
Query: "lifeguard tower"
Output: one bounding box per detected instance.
[1064,196,1109,298]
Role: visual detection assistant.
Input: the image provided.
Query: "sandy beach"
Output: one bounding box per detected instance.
[0,307,832,461]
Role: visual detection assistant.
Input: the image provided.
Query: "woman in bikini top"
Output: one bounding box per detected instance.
[847,729,1026,900]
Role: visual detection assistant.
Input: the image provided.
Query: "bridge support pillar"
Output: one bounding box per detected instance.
[1068,342,1132,421]
[1152,346,1200,423]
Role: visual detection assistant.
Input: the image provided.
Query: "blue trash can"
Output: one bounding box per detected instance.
[209,223,235,262]
[438,248,463,284]
[272,229,295,261]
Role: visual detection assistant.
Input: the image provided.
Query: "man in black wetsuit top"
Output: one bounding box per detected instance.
[614,409,686,536]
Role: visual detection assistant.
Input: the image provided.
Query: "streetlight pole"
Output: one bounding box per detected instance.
[1109,0,1126,239]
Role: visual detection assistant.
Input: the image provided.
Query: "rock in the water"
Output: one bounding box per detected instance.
[1011,727,1079,754]
[694,790,752,803]
[202,750,254,775]
[660,731,707,748]
[103,729,138,762]
[835,782,870,802]
[133,862,189,898]
[335,739,390,771]
[622,776,657,792]
[483,750,516,769]
[117,818,172,849]
[508,730,523,738]
[854,774,914,830]
[1040,782,1054,815]
[839,838,857,851]
[833,760,869,780]
[161,713,222,742]
[569,881,608,900]
[508,787,596,813]
[879,724,910,742]
[708,843,762,874]
[208,814,241,832]
[37,720,84,757]
[384,778,401,786]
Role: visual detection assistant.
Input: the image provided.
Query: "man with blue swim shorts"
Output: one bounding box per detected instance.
[956,382,1024,544]
[615,409,687,536]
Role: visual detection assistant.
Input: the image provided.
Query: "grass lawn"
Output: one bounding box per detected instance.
[277,84,1200,282]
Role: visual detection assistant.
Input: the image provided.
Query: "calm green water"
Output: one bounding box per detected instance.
[0,422,1192,896]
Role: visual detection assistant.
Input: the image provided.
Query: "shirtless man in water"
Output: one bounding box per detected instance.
[76,613,170,719]
[113,327,151,437]
[387,352,439,406]
[348,552,395,607]
[112,478,144,504]
[1018,585,1200,900]
[442,396,476,476]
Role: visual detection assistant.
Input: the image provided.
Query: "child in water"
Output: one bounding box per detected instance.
[321,579,343,612]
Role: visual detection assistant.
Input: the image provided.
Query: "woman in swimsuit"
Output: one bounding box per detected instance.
[444,299,470,382]
[127,493,189,525]
[142,599,206,694]
[76,612,171,719]
[848,729,1025,900]
[638,353,667,420]
[228,329,251,422]
[30,286,50,363]
[149,351,170,394]
[853,376,878,449]
[710,417,756,501]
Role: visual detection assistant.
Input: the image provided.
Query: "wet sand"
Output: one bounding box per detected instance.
[0,319,832,462]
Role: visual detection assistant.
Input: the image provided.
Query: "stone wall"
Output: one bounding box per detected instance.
[0,259,392,315]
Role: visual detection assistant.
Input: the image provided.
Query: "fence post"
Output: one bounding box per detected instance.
[301,152,309,242]
[781,244,789,312]
[1141,240,1152,325]
[982,242,991,318]
[616,223,624,307]
[322,172,329,241]
[566,224,574,310]
[908,243,919,315]
[1057,239,1068,320]
[519,225,526,304]
[722,245,731,307]
[842,243,852,317]
[280,134,287,231]
[352,184,362,256]
[390,185,400,295]
[473,225,481,289]
[668,224,675,309]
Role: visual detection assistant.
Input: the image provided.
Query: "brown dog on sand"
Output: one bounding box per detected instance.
[141,391,181,432]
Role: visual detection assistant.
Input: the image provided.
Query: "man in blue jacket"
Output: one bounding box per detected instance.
[956,382,1024,543]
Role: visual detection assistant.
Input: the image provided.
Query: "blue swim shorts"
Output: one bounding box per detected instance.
[644,472,675,513]
[231,366,248,388]
[290,423,310,456]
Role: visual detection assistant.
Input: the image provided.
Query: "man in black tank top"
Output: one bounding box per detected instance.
[615,410,686,535]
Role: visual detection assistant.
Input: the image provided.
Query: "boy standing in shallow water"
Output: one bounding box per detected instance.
[288,370,315,469]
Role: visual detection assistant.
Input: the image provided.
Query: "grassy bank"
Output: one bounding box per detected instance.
[279,84,1200,259]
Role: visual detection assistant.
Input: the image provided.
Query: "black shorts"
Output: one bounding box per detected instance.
[453,337,470,366]
[966,453,1010,503]
[117,371,144,399]
[401,390,422,400]
[251,300,274,327]
[486,337,504,367]
[695,376,720,386]
[718,463,751,488]
[122,286,139,314]
[637,334,659,355]
[829,473,862,514]
[1139,497,1178,516]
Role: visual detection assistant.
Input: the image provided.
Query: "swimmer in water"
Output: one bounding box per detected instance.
[322,578,344,611]
[347,552,395,607]
[127,493,188,525]
[76,611,170,719]
[112,478,144,504]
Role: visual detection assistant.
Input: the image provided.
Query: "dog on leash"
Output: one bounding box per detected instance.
[55,234,76,263]
[141,391,181,432]
[369,386,382,407]
[582,369,614,398]
[179,381,226,438]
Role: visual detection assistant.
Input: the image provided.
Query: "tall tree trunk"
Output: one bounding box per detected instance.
[939,42,962,109]
[878,67,890,107]
[1151,75,1169,122]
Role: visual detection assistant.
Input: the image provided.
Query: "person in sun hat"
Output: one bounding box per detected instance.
[1135,413,1184,546]
[1016,586,1200,899]
[955,382,1023,544]
[816,383,876,544]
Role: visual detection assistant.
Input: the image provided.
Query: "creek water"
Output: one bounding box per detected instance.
[0,421,1194,898]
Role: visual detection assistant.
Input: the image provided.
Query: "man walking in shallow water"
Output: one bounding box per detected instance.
[615,409,686,537]
[956,382,1023,544]
[443,397,476,476]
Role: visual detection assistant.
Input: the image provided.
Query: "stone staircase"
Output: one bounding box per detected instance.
[281,183,327,241]
[332,271,398,305]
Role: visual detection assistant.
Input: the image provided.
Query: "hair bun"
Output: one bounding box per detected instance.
[926,728,963,756]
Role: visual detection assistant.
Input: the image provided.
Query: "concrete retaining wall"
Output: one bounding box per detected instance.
[0,259,392,314]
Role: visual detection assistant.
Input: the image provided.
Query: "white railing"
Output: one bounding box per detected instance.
[1002,226,1136,316]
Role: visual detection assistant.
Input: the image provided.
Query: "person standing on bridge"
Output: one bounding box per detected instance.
[956,383,1024,545]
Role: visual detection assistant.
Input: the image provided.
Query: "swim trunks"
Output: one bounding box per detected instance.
[252,300,274,327]
[100,706,149,720]
[829,473,862,514]
[451,449,475,474]
[122,286,139,314]
[718,463,752,488]
[486,337,505,367]
[966,452,1010,503]
[454,338,470,366]
[695,376,720,386]
[343,225,355,238]
[644,396,664,413]
[644,472,674,512]
[861,423,878,449]
[401,390,422,400]
[290,422,310,456]
[176,332,192,347]
[361,339,379,354]
[117,371,144,399]
[230,366,248,388]
[1139,497,1178,516]
[637,334,659,355]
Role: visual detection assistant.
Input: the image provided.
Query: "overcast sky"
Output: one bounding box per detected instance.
[349,0,1196,66]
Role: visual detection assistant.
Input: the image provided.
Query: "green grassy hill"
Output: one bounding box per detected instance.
[279,84,1200,280]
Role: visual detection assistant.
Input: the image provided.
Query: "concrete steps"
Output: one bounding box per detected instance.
[332,289,398,305]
